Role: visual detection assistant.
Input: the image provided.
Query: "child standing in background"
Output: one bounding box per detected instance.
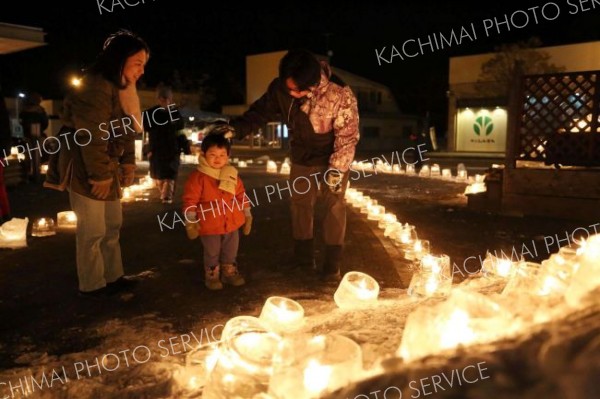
[182,129,252,290]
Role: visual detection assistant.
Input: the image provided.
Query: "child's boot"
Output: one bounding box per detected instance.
[221,263,245,286]
[205,264,223,290]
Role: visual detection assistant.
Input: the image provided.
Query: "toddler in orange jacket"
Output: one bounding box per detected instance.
[182,130,251,290]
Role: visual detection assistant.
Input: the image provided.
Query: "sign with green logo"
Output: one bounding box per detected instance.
[456,108,507,152]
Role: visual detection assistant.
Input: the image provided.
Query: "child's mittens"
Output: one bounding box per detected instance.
[243,208,252,236]
[185,211,199,240]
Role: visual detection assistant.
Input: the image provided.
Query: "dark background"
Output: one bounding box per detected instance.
[2,0,600,133]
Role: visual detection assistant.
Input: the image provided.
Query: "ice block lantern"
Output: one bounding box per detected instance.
[238,160,248,168]
[57,211,77,230]
[0,218,29,248]
[502,261,543,297]
[565,234,600,307]
[353,194,369,209]
[481,252,516,278]
[384,221,403,239]
[396,224,417,247]
[541,246,579,283]
[279,161,291,175]
[378,213,397,230]
[269,334,363,399]
[360,198,376,215]
[398,289,517,361]
[404,239,430,261]
[442,168,452,180]
[456,163,468,181]
[266,160,278,173]
[183,341,221,391]
[408,254,452,298]
[140,174,154,188]
[32,218,56,237]
[430,164,441,178]
[392,164,402,174]
[464,180,487,195]
[406,164,416,176]
[334,271,380,309]
[345,188,362,205]
[367,205,385,221]
[203,316,281,398]
[259,296,305,334]
[418,165,430,177]
[121,187,133,202]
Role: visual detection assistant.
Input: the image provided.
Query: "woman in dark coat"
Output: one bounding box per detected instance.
[145,84,186,204]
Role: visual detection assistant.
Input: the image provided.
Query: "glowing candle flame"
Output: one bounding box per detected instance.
[188,376,199,390]
[356,278,373,300]
[440,309,475,349]
[303,359,331,395]
[495,259,512,277]
[414,240,422,252]
[206,347,220,374]
[538,275,561,296]
[425,276,438,295]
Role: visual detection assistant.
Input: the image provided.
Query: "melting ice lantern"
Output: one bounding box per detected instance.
[32,218,56,237]
[259,296,305,334]
[266,161,278,174]
[334,271,380,309]
[57,211,77,230]
[203,316,281,398]
[0,218,29,248]
[398,289,518,361]
[407,254,452,298]
[268,334,363,399]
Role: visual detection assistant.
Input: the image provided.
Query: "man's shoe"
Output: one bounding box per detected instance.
[106,276,139,294]
[321,245,343,282]
[292,239,316,271]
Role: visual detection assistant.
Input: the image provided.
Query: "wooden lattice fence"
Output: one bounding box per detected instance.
[515,70,600,167]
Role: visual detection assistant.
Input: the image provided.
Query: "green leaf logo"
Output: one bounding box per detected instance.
[474,116,494,136]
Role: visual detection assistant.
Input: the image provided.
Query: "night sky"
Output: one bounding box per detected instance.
[2,0,600,130]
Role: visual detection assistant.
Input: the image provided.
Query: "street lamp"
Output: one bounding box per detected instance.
[70,76,82,87]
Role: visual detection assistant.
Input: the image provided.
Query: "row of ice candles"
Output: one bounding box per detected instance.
[186,242,599,397]
[121,175,155,202]
[352,161,473,182]
[0,211,80,241]
[345,188,429,258]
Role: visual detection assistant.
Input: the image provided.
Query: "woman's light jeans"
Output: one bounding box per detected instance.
[69,190,124,292]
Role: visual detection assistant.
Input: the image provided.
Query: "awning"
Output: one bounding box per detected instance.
[0,22,46,54]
